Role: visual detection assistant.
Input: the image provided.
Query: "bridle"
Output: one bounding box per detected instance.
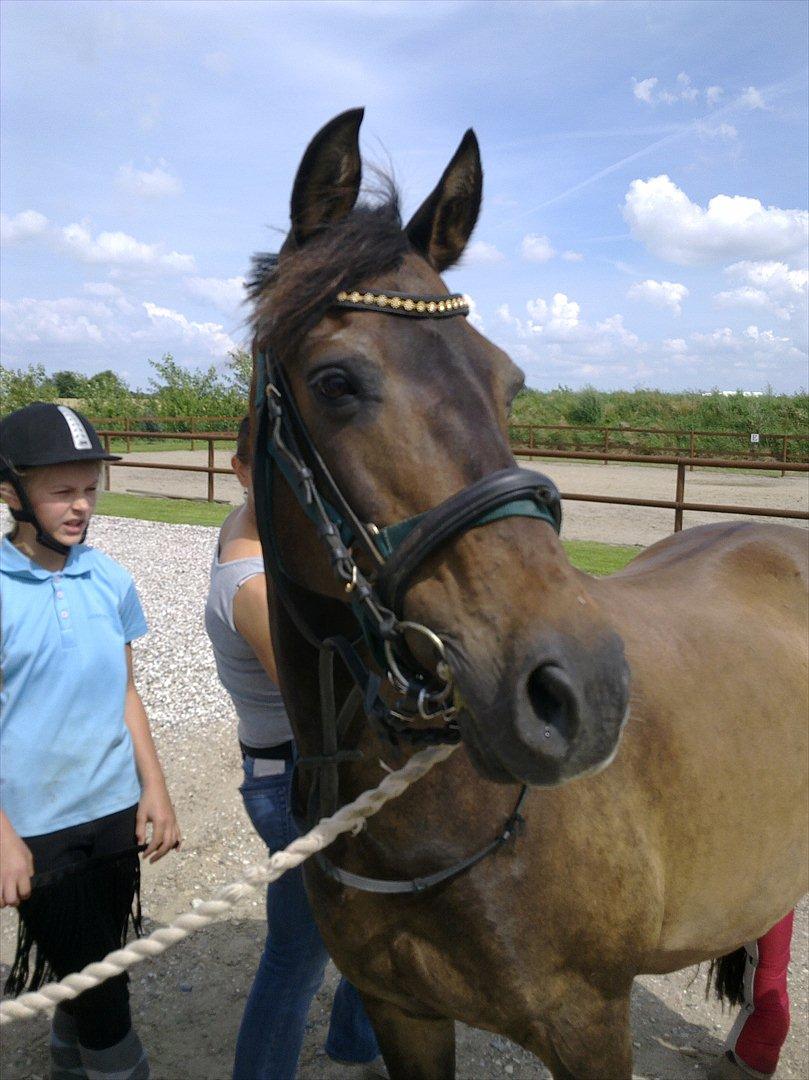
[254,286,561,744]
[253,283,562,893]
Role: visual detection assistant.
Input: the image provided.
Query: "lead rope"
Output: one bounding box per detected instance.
[0,743,457,1026]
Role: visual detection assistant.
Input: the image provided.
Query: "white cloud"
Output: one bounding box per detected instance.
[688,324,802,363]
[116,162,183,198]
[83,282,123,298]
[60,223,195,272]
[675,72,699,102]
[526,293,581,334]
[463,240,505,265]
[623,175,808,265]
[142,301,236,356]
[497,293,642,362]
[184,275,246,313]
[632,72,700,106]
[1,209,196,273]
[594,313,640,349]
[696,121,737,141]
[82,281,136,314]
[713,260,808,323]
[627,278,689,315]
[465,295,484,330]
[740,86,766,110]
[1,210,49,243]
[705,85,724,106]
[520,234,556,262]
[663,337,687,353]
[632,76,658,104]
[562,250,584,262]
[0,297,113,345]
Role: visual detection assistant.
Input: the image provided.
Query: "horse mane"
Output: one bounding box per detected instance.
[248,174,409,358]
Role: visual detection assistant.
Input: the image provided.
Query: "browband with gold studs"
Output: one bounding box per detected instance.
[334,289,470,318]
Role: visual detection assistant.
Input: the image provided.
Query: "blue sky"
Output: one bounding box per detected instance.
[1,0,807,392]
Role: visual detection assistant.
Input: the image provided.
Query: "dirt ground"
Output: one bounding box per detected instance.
[106,449,809,548]
[1,460,807,1080]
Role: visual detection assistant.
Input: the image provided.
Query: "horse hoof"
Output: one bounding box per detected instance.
[706,1052,774,1080]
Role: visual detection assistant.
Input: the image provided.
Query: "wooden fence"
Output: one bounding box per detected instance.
[96,429,809,534]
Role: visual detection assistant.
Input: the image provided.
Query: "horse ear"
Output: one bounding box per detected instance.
[405,129,482,272]
[290,108,364,246]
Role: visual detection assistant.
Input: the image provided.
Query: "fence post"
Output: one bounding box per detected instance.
[529,425,535,450]
[190,415,196,452]
[674,462,685,532]
[103,434,112,492]
[689,430,695,471]
[207,439,215,502]
[781,435,788,478]
[603,427,609,465]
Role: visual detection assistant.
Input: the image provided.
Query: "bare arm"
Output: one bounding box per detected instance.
[124,645,181,862]
[0,810,33,908]
[232,574,279,684]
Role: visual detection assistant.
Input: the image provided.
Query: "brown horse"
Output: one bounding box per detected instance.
[249,110,808,1079]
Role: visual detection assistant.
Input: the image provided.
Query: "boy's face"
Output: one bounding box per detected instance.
[18,461,101,545]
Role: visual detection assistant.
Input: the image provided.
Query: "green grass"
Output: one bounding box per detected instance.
[105,437,237,454]
[563,539,640,576]
[96,491,232,527]
[96,492,642,574]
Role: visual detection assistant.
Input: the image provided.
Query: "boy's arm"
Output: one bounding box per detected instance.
[0,809,33,907]
[124,645,181,862]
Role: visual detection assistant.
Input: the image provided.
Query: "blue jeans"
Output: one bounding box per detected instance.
[233,755,379,1080]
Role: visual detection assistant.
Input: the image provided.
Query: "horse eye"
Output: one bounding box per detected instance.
[314,371,357,402]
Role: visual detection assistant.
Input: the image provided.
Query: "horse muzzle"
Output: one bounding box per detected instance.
[450,630,631,787]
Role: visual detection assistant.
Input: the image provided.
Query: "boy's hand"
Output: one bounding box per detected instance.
[136,781,181,863]
[0,819,34,907]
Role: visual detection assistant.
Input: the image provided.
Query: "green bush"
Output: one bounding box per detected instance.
[0,363,57,412]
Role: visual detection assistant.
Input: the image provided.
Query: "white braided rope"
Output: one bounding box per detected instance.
[1,742,458,1026]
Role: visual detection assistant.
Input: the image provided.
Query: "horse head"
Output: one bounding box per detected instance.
[250,109,630,787]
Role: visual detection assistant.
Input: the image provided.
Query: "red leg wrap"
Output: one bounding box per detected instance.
[730,910,794,1076]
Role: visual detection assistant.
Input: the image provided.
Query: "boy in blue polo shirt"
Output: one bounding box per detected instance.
[0,403,180,1080]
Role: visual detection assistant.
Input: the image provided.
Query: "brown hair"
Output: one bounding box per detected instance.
[235,416,251,465]
[248,179,408,359]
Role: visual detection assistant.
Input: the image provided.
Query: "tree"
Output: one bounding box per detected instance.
[81,370,134,420]
[0,363,56,413]
[51,370,88,397]
[227,349,253,399]
[147,353,243,426]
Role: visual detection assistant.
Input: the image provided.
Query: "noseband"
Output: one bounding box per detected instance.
[253,286,562,748]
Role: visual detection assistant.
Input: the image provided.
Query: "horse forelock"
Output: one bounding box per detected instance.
[249,177,408,359]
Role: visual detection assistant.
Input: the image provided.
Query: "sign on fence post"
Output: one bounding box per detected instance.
[750,433,760,444]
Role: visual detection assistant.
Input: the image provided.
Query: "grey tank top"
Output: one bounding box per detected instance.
[204,552,293,749]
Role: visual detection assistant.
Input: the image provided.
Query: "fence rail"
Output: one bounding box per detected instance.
[509,423,809,475]
[96,429,809,535]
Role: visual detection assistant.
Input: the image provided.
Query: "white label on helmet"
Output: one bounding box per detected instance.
[57,406,93,450]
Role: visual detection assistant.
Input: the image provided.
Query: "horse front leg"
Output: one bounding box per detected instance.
[533,981,633,1080]
[359,994,455,1080]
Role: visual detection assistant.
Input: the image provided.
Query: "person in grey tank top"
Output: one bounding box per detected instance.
[204,418,379,1080]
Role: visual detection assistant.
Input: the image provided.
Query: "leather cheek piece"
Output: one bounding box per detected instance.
[375,467,561,615]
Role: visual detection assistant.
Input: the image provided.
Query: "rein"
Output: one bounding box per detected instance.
[254,286,561,893]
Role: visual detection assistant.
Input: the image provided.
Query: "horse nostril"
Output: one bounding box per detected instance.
[525,663,580,759]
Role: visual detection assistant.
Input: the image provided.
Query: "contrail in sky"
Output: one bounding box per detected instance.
[516,71,806,220]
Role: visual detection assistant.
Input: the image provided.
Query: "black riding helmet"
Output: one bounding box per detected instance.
[0,402,120,555]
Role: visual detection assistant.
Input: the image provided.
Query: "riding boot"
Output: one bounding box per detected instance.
[716,910,794,1079]
[79,1028,150,1080]
[50,1006,86,1079]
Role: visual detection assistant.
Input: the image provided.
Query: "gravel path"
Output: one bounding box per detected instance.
[0,513,806,1080]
